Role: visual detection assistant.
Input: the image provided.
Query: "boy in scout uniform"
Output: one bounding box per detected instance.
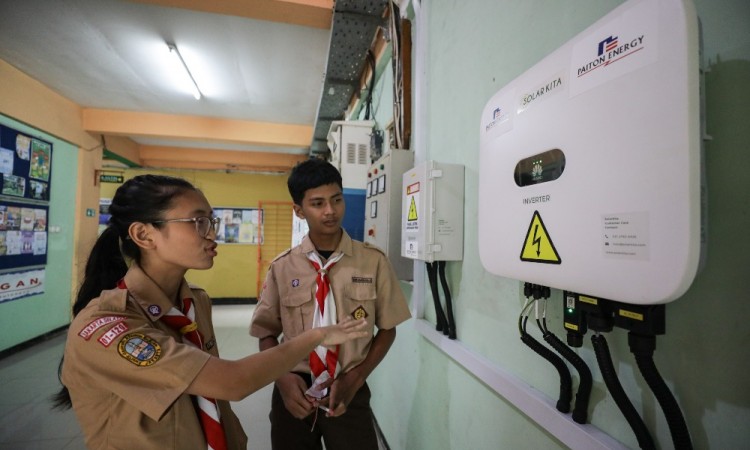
[250,158,411,450]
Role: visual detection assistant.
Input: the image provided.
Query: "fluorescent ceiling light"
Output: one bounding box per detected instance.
[167,43,202,100]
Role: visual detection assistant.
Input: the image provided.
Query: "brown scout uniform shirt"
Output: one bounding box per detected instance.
[62,265,247,450]
[250,230,411,374]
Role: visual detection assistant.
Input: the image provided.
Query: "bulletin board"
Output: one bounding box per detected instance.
[0,124,52,269]
[215,207,263,244]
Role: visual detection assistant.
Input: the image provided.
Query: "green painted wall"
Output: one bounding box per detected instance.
[367,1,750,449]
[0,114,77,351]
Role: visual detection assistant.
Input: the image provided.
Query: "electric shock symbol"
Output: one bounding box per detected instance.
[532,225,542,256]
[407,196,418,221]
[520,211,561,264]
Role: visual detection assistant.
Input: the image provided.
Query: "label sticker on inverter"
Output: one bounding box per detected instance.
[520,211,562,264]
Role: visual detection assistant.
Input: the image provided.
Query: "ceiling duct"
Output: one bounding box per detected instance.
[310,0,389,156]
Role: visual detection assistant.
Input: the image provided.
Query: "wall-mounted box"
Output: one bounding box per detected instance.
[401,161,464,263]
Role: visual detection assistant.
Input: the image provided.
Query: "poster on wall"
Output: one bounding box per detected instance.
[214,207,263,244]
[0,124,52,271]
[0,200,49,269]
[0,124,53,202]
[0,268,45,304]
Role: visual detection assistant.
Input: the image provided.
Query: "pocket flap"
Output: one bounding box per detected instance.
[346,282,376,301]
[281,290,313,308]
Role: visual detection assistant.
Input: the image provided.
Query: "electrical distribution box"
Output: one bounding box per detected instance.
[365,149,414,280]
[477,0,701,305]
[401,161,464,263]
[327,120,374,241]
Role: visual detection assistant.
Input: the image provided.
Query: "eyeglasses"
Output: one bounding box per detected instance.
[152,216,221,238]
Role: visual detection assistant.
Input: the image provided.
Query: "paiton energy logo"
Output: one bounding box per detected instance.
[577,33,645,77]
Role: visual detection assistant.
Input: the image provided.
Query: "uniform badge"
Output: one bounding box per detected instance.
[351,306,369,320]
[351,276,373,284]
[78,316,125,340]
[147,305,161,316]
[97,322,128,347]
[292,279,300,287]
[205,337,216,351]
[118,333,162,366]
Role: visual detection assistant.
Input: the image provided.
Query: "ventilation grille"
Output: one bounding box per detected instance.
[345,142,370,165]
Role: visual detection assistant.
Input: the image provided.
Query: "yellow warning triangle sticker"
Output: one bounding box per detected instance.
[407,196,418,221]
[520,210,561,264]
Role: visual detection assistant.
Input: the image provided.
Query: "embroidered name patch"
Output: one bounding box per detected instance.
[118,333,162,366]
[351,277,373,284]
[351,306,369,320]
[78,316,125,340]
[98,322,129,347]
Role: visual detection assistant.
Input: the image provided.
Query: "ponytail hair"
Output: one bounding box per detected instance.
[52,174,196,410]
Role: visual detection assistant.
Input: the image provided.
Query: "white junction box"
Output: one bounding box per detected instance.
[402,161,464,263]
[327,120,374,190]
[365,149,415,280]
[478,0,701,304]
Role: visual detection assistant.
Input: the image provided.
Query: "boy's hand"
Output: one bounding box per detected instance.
[324,369,364,417]
[276,373,315,419]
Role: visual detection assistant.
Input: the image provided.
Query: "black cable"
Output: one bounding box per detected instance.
[520,290,572,413]
[543,331,592,424]
[364,50,376,120]
[536,292,592,423]
[520,332,572,413]
[425,262,448,334]
[437,261,456,339]
[592,333,656,450]
[629,332,693,450]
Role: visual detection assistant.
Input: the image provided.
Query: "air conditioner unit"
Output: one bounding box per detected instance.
[327,120,375,241]
[327,120,375,190]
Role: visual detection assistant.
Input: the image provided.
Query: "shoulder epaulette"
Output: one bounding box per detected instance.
[271,248,292,263]
[362,241,386,256]
[97,288,129,312]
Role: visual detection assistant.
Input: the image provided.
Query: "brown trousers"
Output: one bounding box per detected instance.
[269,373,378,450]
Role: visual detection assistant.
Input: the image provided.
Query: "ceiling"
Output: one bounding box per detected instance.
[0,0,389,173]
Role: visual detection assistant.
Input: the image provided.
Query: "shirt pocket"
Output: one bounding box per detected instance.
[344,282,377,323]
[280,290,314,333]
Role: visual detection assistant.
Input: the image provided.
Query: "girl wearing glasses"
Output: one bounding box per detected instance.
[52,174,367,450]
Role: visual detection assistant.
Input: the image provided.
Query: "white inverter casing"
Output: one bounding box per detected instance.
[478,0,701,305]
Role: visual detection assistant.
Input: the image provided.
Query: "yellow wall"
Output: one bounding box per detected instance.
[100,168,293,298]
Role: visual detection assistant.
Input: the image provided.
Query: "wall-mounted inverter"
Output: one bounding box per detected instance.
[478,0,701,305]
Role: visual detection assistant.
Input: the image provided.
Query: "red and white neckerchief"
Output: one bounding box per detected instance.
[116,280,227,449]
[161,298,227,450]
[307,251,344,383]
